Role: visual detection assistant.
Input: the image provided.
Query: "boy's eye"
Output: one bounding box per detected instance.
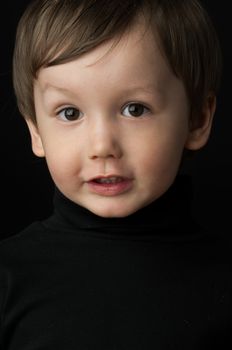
[57,107,83,121]
[122,103,150,118]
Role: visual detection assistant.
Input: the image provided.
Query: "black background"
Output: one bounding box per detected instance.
[0,1,231,240]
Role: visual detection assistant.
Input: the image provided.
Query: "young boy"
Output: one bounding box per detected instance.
[1,0,231,349]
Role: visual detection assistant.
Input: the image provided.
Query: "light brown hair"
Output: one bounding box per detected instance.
[13,0,222,125]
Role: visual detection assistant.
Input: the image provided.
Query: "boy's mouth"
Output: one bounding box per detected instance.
[87,175,133,196]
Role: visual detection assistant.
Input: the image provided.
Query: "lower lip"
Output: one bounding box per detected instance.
[87,179,133,196]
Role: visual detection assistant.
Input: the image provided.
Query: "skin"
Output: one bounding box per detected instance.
[26,22,215,218]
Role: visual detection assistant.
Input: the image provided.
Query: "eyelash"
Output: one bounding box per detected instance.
[56,102,150,122]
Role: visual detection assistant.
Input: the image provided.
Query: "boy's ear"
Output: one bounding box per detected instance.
[25,119,45,157]
[185,94,216,150]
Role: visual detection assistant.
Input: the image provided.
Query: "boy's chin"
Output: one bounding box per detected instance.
[84,200,149,218]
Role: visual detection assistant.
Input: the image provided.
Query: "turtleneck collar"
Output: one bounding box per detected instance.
[43,175,205,240]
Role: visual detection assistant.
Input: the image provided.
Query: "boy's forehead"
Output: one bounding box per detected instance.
[35,20,178,102]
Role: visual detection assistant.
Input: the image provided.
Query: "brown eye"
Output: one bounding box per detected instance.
[122,103,149,117]
[57,107,83,121]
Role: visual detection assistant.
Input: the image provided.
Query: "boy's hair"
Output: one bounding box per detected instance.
[13,0,222,126]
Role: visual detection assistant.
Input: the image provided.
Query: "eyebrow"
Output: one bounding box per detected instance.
[41,83,73,94]
[42,83,162,97]
[122,85,160,95]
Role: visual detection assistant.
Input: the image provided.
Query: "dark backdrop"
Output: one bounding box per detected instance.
[0,1,231,240]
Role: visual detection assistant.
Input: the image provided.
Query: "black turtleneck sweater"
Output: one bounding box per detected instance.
[0,176,232,349]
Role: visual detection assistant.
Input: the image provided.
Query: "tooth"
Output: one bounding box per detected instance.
[96,177,123,184]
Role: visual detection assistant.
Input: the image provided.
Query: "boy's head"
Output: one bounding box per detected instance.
[12,0,222,217]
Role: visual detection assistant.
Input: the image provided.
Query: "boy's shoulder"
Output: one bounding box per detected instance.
[193,229,232,265]
[0,221,47,263]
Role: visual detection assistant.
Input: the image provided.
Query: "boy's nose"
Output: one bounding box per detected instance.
[87,119,123,160]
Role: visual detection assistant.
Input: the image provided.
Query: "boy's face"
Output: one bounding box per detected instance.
[29,23,195,217]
